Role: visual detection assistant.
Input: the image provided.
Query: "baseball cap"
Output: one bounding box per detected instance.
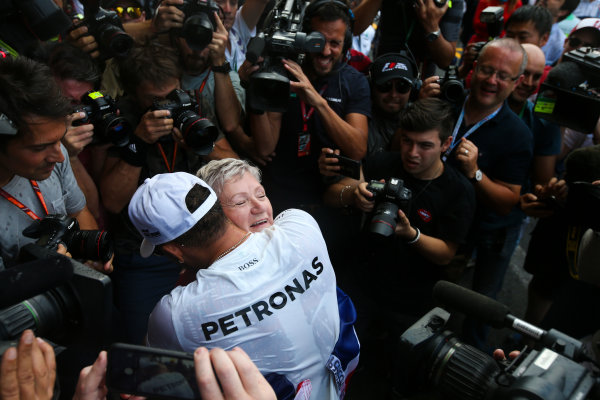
[128,172,218,257]
[570,18,600,38]
[370,53,417,86]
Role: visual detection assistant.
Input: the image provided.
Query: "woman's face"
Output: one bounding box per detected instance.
[220,172,274,232]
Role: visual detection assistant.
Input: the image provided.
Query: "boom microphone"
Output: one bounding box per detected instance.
[433,281,588,361]
[0,256,73,309]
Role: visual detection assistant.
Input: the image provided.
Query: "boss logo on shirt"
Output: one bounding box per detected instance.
[238,258,259,271]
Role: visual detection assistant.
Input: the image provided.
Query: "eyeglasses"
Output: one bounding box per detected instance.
[476,64,520,82]
[375,79,412,94]
[567,36,595,49]
[113,6,142,19]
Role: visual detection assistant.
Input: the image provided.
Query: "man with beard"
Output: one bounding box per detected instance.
[249,0,371,214]
[445,38,533,349]
[99,37,239,344]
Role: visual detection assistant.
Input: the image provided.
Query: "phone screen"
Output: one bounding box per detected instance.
[107,344,200,400]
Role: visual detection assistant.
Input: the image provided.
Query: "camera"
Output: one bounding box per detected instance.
[73,91,132,147]
[80,3,133,59]
[0,0,72,42]
[397,306,600,399]
[245,0,326,112]
[438,65,465,105]
[176,0,220,51]
[366,178,412,237]
[0,244,112,347]
[22,214,114,263]
[534,47,600,133]
[152,89,218,156]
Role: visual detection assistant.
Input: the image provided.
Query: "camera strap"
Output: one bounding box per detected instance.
[0,180,49,220]
[442,96,502,162]
[156,142,178,173]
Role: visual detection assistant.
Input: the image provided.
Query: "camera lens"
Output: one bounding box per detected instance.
[177,111,218,155]
[99,25,133,57]
[369,201,399,237]
[102,115,131,147]
[64,230,114,263]
[182,14,214,51]
[441,80,465,104]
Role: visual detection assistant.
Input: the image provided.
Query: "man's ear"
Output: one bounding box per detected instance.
[441,135,453,153]
[540,32,550,48]
[162,242,184,262]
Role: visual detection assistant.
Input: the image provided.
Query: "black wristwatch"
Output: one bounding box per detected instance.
[212,62,231,74]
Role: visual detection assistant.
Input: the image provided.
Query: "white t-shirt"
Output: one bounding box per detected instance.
[226,6,256,71]
[147,209,344,399]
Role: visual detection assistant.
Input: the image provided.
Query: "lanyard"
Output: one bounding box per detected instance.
[300,84,328,133]
[193,70,211,107]
[0,180,49,220]
[442,97,502,162]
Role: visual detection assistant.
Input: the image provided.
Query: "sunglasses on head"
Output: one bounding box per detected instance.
[113,6,142,18]
[375,79,412,94]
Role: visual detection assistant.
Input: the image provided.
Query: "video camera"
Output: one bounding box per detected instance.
[366,178,412,237]
[73,91,132,147]
[176,0,220,51]
[22,214,114,263]
[79,1,134,59]
[397,281,600,399]
[0,244,112,349]
[151,89,218,156]
[471,6,505,54]
[0,0,72,42]
[245,0,326,112]
[534,47,600,133]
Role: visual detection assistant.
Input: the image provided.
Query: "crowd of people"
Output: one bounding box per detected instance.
[1,0,599,398]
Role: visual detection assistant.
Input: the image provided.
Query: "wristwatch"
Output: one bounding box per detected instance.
[212,62,231,74]
[425,29,441,42]
[471,169,483,183]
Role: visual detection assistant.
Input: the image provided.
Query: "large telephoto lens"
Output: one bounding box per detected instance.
[64,230,114,263]
[101,115,131,147]
[369,202,399,237]
[182,14,214,51]
[99,25,133,57]
[177,111,218,155]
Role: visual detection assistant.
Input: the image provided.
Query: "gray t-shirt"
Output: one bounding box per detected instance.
[0,144,86,268]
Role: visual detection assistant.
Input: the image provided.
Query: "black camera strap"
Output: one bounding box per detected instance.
[0,180,49,220]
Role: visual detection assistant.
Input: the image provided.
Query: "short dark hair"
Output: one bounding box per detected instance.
[505,5,553,37]
[118,39,181,98]
[172,184,229,248]
[305,0,352,31]
[29,42,102,88]
[559,0,581,21]
[397,98,456,142]
[0,56,71,150]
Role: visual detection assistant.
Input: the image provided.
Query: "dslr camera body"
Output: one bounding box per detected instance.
[398,307,600,399]
[366,178,412,237]
[80,4,133,58]
[151,89,218,156]
[177,0,220,51]
[22,214,113,263]
[73,91,131,147]
[438,65,465,105]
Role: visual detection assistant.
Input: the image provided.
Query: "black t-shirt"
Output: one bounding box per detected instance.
[261,63,371,214]
[359,151,475,311]
[447,102,533,230]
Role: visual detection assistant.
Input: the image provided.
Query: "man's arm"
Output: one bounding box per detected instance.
[532,155,557,187]
[240,0,271,31]
[206,137,239,160]
[210,14,242,133]
[100,155,142,214]
[283,60,368,160]
[250,111,283,158]
[352,0,383,35]
[415,0,457,68]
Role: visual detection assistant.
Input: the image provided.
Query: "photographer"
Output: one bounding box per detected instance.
[0,56,111,273]
[153,0,270,71]
[352,0,464,73]
[320,98,475,393]
[249,0,370,214]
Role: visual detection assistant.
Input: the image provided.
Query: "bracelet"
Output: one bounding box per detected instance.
[339,185,352,208]
[406,226,421,244]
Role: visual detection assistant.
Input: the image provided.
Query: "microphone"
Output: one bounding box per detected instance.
[433,281,587,361]
[0,256,73,309]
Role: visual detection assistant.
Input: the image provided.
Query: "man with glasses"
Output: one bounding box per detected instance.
[446,38,534,350]
[106,0,146,23]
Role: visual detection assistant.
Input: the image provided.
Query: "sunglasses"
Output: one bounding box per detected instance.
[375,79,412,94]
[113,6,142,19]
[567,36,595,49]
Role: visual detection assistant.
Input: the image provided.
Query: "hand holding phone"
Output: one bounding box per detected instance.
[325,153,361,180]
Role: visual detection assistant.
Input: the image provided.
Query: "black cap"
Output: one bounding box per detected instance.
[370,53,417,85]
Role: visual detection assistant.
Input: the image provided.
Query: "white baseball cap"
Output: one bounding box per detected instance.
[128,172,218,257]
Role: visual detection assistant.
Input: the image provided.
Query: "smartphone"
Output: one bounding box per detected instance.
[325,153,361,180]
[107,343,201,400]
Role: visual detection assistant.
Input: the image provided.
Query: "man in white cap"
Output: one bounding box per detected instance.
[128,171,359,400]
